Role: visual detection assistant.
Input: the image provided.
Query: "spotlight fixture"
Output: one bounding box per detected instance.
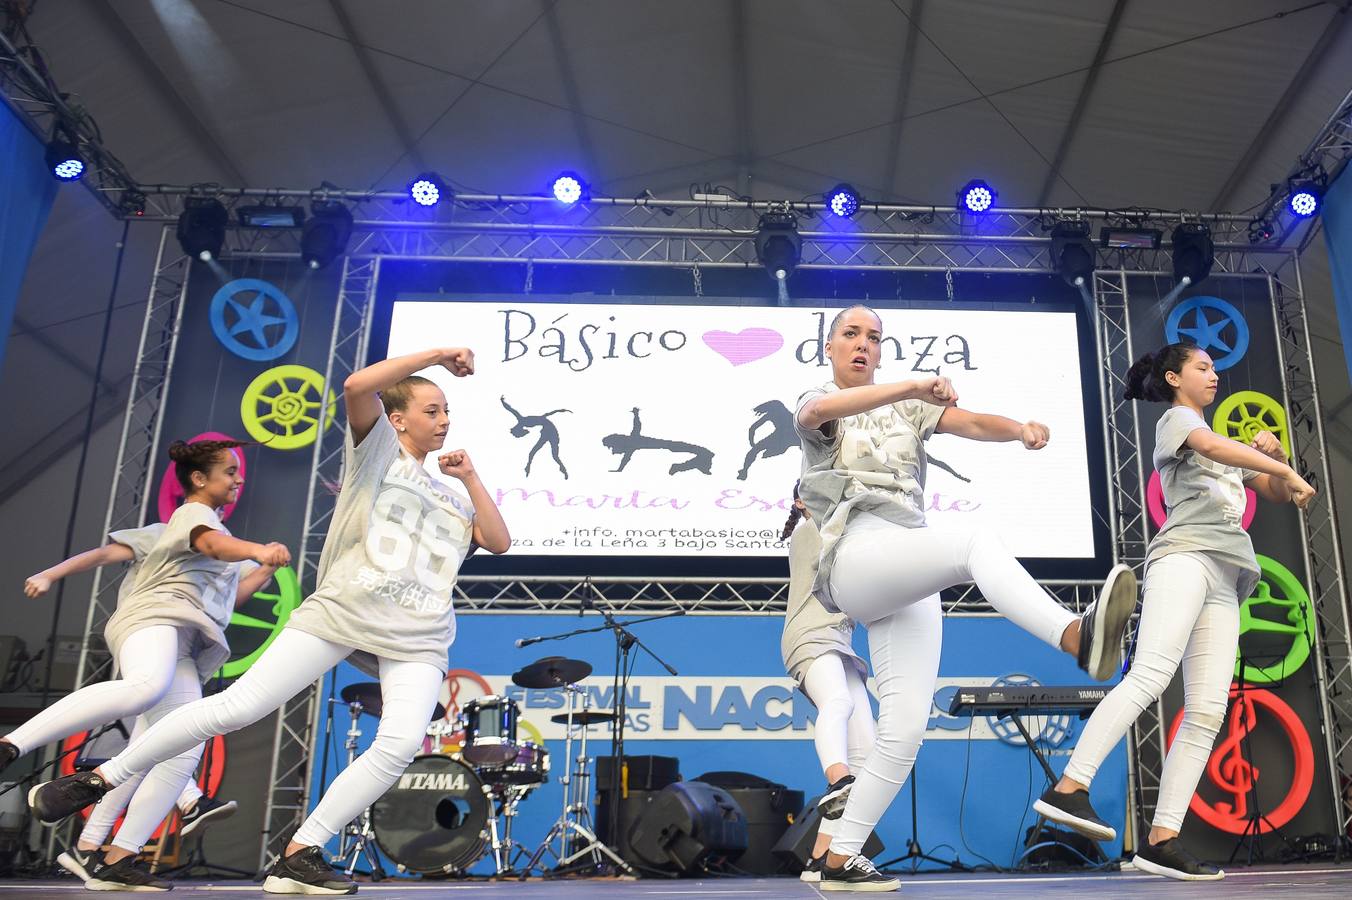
[45,134,85,182]
[1287,180,1322,219]
[826,184,861,218]
[551,171,588,205]
[237,204,306,228]
[1170,222,1214,286]
[1099,226,1162,250]
[1247,218,1275,244]
[176,196,228,262]
[408,172,446,207]
[958,179,996,214]
[754,211,801,282]
[1050,220,1096,287]
[118,189,147,218]
[301,200,354,270]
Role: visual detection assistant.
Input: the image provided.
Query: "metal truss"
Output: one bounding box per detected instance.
[1270,266,1352,845]
[453,577,1101,617]
[1251,85,1352,246]
[256,257,380,871]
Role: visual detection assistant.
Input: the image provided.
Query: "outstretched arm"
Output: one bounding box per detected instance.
[935,408,1049,449]
[1184,429,1314,508]
[193,529,292,567]
[500,395,521,419]
[25,543,135,598]
[797,378,957,431]
[343,348,475,445]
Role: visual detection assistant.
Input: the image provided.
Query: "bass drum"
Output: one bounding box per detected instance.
[371,755,489,873]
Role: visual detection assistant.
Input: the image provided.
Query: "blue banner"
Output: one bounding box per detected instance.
[1322,168,1352,383]
[308,611,1126,874]
[0,103,58,372]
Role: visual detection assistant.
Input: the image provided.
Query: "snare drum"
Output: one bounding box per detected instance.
[460,695,519,766]
[492,741,550,787]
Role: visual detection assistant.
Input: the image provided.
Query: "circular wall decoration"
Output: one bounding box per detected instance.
[210,278,299,361]
[157,431,246,522]
[1212,390,1292,461]
[240,364,336,450]
[1235,554,1315,685]
[1165,296,1249,372]
[1147,470,1255,531]
[218,565,303,680]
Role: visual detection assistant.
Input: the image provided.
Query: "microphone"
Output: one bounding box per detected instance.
[516,636,540,648]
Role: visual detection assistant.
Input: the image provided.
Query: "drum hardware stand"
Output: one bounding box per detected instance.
[522,684,632,876]
[331,698,386,881]
[491,785,534,874]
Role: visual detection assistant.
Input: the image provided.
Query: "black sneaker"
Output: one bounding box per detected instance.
[179,795,238,838]
[800,852,826,883]
[1134,838,1224,881]
[262,845,356,895]
[818,774,856,820]
[86,855,173,891]
[821,854,900,892]
[0,740,17,774]
[56,843,96,882]
[28,771,110,825]
[1032,786,1116,841]
[1079,564,1137,681]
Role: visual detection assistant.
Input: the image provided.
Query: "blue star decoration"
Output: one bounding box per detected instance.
[226,292,290,348]
[1177,308,1233,354]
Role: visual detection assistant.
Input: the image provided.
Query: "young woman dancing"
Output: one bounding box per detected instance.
[23,516,275,887]
[795,305,1137,892]
[780,484,875,882]
[30,347,510,897]
[1033,342,1315,881]
[1,440,289,890]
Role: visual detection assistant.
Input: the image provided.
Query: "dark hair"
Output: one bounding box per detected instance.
[1123,342,1198,403]
[380,375,438,414]
[781,481,803,541]
[168,439,247,492]
[829,304,881,338]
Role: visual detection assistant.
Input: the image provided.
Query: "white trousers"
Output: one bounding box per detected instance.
[1064,551,1241,832]
[801,652,875,840]
[824,515,1078,856]
[101,627,443,848]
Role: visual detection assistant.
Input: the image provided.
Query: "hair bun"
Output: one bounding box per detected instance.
[167,440,192,461]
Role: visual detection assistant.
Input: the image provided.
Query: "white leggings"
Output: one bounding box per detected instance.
[801,652,875,840]
[101,627,443,849]
[79,711,205,852]
[825,515,1078,856]
[1064,551,1241,832]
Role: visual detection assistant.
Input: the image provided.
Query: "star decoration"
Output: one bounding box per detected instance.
[1177,308,1233,354]
[226,293,289,348]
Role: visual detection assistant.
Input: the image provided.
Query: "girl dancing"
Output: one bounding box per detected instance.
[1033,342,1314,880]
[795,305,1137,892]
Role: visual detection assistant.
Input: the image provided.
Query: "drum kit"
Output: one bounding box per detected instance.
[328,655,632,879]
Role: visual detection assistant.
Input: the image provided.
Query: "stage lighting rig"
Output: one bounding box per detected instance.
[176,196,228,262]
[1287,178,1324,219]
[1050,220,1096,287]
[755,210,801,282]
[1170,222,1214,287]
[118,189,147,218]
[45,132,84,182]
[957,179,996,214]
[301,200,354,270]
[552,171,589,205]
[408,172,447,207]
[826,184,861,218]
[237,205,305,228]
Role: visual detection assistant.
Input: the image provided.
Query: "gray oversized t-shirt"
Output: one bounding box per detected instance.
[1147,406,1260,597]
[794,382,946,611]
[109,522,257,629]
[781,518,866,684]
[286,414,475,675]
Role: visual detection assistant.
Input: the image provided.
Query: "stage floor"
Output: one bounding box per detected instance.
[3,865,1352,898]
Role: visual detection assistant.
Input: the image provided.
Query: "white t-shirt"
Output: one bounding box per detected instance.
[109,522,260,630]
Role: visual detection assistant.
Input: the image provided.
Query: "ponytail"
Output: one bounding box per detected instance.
[168,438,248,492]
[781,480,804,541]
[1123,342,1196,403]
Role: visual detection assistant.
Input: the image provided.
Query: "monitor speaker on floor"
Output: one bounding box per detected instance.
[773,795,884,872]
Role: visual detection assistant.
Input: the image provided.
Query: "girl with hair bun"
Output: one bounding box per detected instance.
[779,481,874,882]
[1,439,289,890]
[1034,342,1314,881]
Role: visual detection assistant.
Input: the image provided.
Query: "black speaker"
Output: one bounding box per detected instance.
[628,781,748,873]
[595,788,662,862]
[772,795,884,872]
[596,755,680,791]
[695,773,803,875]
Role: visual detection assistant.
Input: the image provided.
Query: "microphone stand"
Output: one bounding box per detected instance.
[515,592,683,873]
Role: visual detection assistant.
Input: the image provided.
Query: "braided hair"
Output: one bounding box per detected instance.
[781,481,804,541]
[1123,342,1197,403]
[167,438,248,492]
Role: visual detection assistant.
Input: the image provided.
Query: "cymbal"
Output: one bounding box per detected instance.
[512,656,592,689]
[549,710,617,726]
[341,682,445,723]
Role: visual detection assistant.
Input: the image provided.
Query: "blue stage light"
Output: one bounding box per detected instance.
[552,172,586,204]
[408,173,443,207]
[46,138,85,182]
[958,179,996,214]
[1288,184,1320,218]
[827,184,860,218]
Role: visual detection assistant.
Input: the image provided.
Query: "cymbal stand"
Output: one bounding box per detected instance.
[331,699,386,881]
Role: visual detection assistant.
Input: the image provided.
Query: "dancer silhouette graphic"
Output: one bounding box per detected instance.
[601,407,714,475]
[501,395,572,479]
[737,399,797,481]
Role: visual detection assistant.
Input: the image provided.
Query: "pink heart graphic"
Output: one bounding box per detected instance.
[701,328,784,366]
